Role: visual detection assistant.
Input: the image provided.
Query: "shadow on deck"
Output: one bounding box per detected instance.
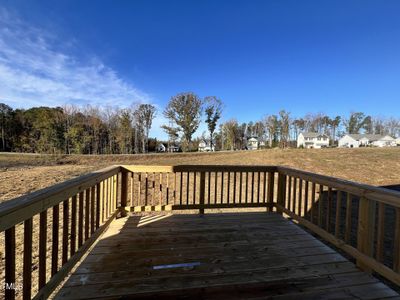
[55,212,399,300]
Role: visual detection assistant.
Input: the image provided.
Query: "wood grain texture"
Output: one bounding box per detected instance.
[55,212,397,300]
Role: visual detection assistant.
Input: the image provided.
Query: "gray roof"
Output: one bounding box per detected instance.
[346,134,387,141]
[300,132,329,138]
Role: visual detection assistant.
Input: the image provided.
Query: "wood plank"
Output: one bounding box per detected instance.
[23,218,33,300]
[5,226,15,300]
[62,199,69,265]
[51,205,59,277]
[38,210,47,289]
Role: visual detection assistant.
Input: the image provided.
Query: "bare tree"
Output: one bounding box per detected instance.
[135,104,156,153]
[164,92,202,151]
[204,96,223,150]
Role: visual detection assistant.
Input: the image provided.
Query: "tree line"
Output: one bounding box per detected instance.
[0,103,155,154]
[217,111,400,150]
[1,92,399,153]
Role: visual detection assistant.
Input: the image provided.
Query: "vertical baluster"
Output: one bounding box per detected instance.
[292,178,297,213]
[287,177,292,211]
[152,173,155,206]
[145,173,149,206]
[96,183,101,228]
[227,172,231,204]
[51,205,59,276]
[345,193,352,243]
[39,210,47,289]
[166,173,169,205]
[5,226,16,300]
[220,172,224,203]
[138,174,142,207]
[393,207,400,272]
[318,185,324,227]
[245,172,249,203]
[78,192,84,248]
[85,188,90,240]
[251,172,254,204]
[186,172,190,205]
[131,172,134,207]
[326,187,332,231]
[304,181,309,218]
[311,183,316,223]
[214,172,218,204]
[208,172,211,204]
[298,179,303,216]
[376,202,385,262]
[193,172,197,204]
[233,172,237,204]
[263,171,267,203]
[160,173,163,205]
[70,195,77,257]
[91,186,95,234]
[257,172,260,203]
[62,199,69,265]
[173,173,177,204]
[24,218,33,300]
[239,172,243,204]
[335,191,342,238]
[267,172,274,212]
[180,172,183,205]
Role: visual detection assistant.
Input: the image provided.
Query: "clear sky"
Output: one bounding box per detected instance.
[0,0,400,138]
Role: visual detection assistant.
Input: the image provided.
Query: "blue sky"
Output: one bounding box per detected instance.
[0,0,400,138]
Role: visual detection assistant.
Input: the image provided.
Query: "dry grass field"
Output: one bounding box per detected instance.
[1,147,400,203]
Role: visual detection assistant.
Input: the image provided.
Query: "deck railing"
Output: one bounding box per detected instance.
[0,165,121,300]
[1,164,400,299]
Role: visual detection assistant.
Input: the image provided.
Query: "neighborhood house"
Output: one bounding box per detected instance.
[297,132,329,149]
[247,137,259,150]
[338,134,397,148]
[198,140,215,152]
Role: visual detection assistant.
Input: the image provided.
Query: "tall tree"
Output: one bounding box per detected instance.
[0,103,13,151]
[135,104,156,153]
[330,116,341,145]
[264,115,279,148]
[204,96,223,150]
[164,92,202,151]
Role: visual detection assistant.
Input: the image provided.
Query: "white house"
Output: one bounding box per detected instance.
[338,134,396,148]
[396,138,400,146]
[157,143,180,152]
[247,137,259,150]
[198,140,215,152]
[297,132,329,149]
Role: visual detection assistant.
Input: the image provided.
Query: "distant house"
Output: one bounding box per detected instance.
[297,132,329,149]
[247,137,259,150]
[156,143,167,152]
[156,143,181,152]
[338,134,396,148]
[198,140,215,152]
[396,138,400,146]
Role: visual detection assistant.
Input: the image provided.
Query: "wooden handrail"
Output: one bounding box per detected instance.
[277,166,400,207]
[0,165,121,232]
[275,166,400,287]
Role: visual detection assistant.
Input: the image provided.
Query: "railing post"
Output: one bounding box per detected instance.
[277,173,286,214]
[357,196,376,273]
[199,172,206,214]
[120,170,128,217]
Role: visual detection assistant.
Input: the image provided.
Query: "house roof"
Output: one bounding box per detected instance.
[300,132,329,138]
[345,134,392,141]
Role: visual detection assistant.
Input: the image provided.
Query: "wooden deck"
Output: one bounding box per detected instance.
[55,212,399,300]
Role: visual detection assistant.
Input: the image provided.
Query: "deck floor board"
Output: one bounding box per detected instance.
[55,212,398,300]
